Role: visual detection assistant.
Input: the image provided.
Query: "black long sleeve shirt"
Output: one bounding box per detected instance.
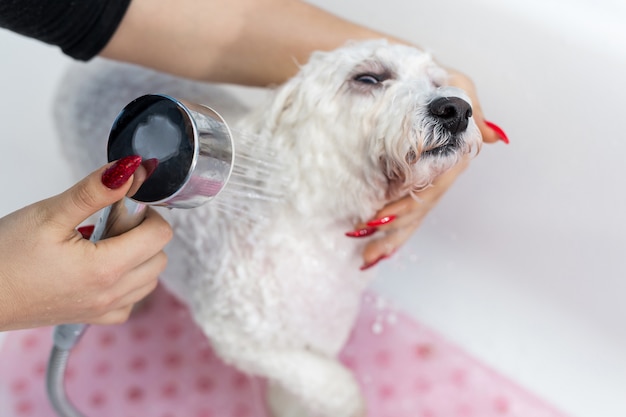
[0,0,131,60]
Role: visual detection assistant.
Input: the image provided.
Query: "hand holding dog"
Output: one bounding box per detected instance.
[0,160,172,331]
[357,68,509,269]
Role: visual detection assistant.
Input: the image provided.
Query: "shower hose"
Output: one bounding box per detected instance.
[46,199,146,417]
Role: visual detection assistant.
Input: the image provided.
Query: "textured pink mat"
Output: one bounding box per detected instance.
[0,286,569,417]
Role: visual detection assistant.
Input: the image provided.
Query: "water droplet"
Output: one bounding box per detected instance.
[372,321,384,334]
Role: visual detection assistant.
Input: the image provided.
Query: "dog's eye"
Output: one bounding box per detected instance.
[354,74,381,84]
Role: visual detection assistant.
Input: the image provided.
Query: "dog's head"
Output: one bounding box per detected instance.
[262,39,482,202]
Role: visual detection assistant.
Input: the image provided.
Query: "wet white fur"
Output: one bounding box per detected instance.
[55,40,481,417]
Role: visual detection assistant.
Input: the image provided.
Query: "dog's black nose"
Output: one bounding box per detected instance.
[428,97,472,135]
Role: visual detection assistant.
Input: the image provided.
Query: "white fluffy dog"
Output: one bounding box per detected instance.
[55,40,481,417]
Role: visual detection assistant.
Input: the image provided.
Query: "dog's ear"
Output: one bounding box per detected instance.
[261,77,303,134]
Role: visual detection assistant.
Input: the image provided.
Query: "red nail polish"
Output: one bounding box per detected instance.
[366,215,397,228]
[484,120,510,144]
[143,158,159,179]
[77,225,95,239]
[345,227,378,238]
[360,254,390,271]
[101,155,142,189]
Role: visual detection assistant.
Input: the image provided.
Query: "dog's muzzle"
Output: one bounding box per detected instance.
[428,96,472,135]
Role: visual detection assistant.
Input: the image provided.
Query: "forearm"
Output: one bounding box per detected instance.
[101,0,408,85]
[0,271,21,331]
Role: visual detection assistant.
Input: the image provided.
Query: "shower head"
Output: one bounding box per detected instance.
[107,94,235,209]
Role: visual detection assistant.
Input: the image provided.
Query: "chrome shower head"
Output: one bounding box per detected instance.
[108,94,235,208]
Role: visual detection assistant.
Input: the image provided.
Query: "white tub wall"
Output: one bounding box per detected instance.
[1,1,626,417]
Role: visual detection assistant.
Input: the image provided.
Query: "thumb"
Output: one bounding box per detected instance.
[48,156,142,230]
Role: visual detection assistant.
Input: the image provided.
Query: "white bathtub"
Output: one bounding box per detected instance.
[1,1,625,416]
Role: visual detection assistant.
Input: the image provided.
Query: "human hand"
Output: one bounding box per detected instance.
[348,68,509,270]
[0,157,172,331]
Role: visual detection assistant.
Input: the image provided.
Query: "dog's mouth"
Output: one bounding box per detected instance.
[421,139,460,158]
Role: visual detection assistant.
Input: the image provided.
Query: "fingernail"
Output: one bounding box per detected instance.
[366,215,397,228]
[143,158,159,179]
[77,225,95,239]
[345,227,378,238]
[360,253,391,271]
[484,120,510,144]
[101,155,142,189]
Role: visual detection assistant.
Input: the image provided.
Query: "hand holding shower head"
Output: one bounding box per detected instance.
[47,95,237,417]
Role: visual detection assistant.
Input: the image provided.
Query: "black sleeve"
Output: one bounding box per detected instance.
[0,0,132,60]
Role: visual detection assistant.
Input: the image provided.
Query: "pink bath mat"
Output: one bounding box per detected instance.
[0,285,569,417]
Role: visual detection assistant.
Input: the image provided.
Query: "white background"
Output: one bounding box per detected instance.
[1,1,626,417]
